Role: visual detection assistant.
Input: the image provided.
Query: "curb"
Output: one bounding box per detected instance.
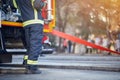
[0,68,26,74]
[39,65,120,72]
[0,64,120,74]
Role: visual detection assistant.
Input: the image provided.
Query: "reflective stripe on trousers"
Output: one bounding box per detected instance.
[27,60,38,65]
[24,55,28,60]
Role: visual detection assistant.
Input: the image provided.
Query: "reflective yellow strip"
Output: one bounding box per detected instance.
[34,8,38,19]
[23,20,44,27]
[27,60,38,65]
[24,55,28,60]
[31,0,38,19]
[13,0,17,8]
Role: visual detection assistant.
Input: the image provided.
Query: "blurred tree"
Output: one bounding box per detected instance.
[55,0,120,52]
[56,0,76,51]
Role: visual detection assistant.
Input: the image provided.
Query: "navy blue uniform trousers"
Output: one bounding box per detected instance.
[24,24,43,61]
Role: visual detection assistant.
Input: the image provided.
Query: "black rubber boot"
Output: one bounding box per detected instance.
[23,60,27,66]
[25,65,41,74]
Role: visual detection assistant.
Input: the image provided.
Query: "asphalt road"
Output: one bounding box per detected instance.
[0,68,120,80]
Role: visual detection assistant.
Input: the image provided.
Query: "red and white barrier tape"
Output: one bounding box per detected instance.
[51,30,120,55]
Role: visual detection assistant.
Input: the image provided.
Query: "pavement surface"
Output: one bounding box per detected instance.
[0,54,120,72]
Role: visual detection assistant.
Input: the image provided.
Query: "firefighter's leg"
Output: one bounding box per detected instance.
[26,24,43,74]
[21,29,27,49]
[23,27,30,65]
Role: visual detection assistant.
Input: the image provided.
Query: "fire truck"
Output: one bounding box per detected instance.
[0,0,56,63]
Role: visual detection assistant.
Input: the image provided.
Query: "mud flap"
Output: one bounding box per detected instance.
[0,53,12,63]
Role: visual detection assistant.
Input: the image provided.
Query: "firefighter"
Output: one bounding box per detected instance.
[10,0,45,74]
